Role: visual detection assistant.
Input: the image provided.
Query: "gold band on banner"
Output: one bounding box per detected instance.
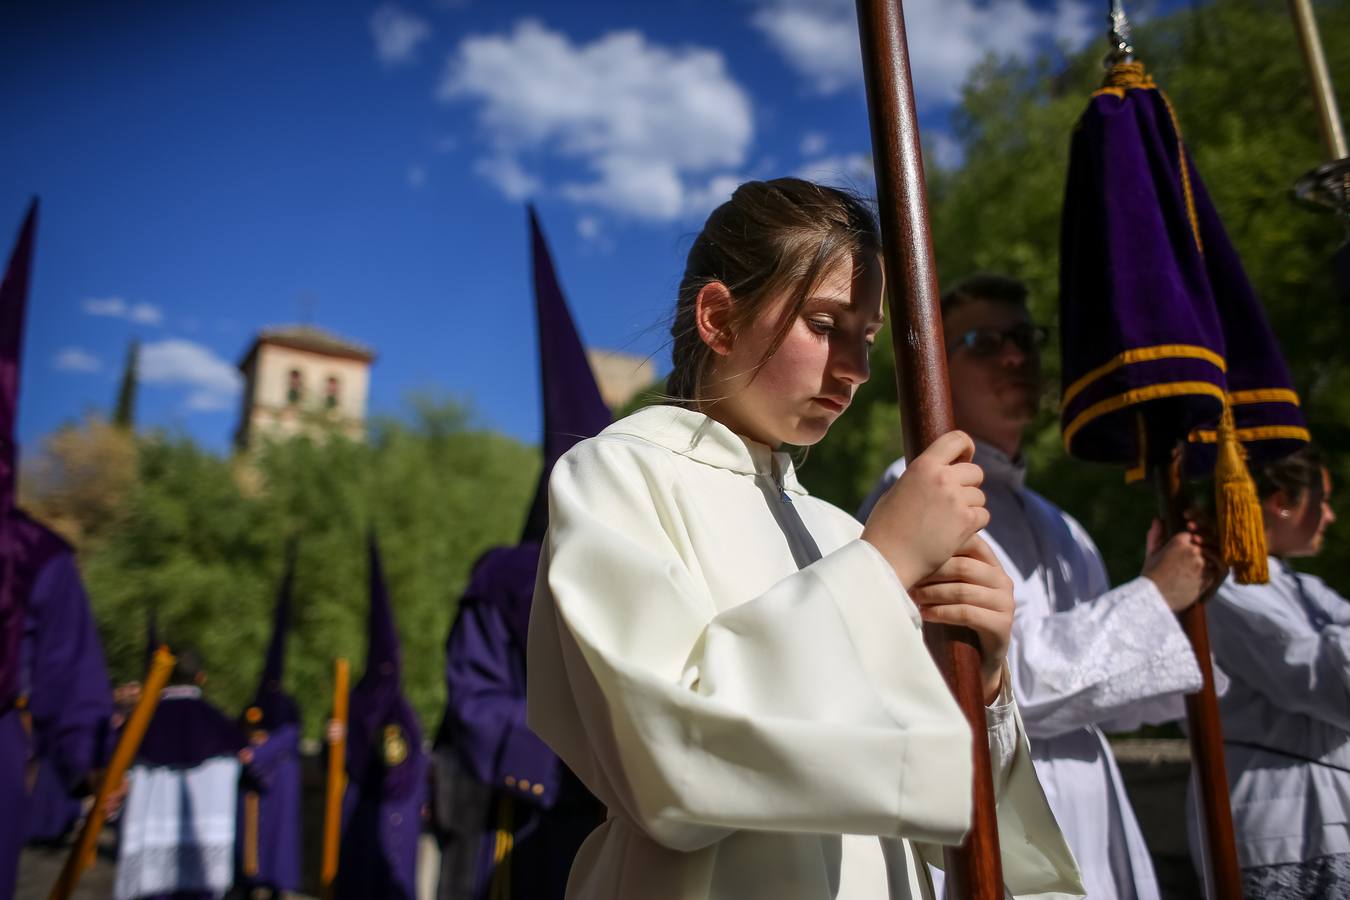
[1061,344,1227,412]
[1189,425,1312,444]
[1064,381,1227,451]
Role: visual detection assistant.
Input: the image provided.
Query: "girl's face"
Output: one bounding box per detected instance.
[702,252,884,448]
[1267,467,1336,558]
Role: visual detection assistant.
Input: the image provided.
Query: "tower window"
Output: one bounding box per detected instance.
[325,376,340,411]
[287,369,303,405]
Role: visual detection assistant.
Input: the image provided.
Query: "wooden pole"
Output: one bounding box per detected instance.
[321,657,350,899]
[1155,460,1243,899]
[1287,0,1347,162]
[48,645,177,900]
[855,2,1003,896]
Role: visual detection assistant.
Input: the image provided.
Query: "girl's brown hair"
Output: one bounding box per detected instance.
[667,178,880,403]
[1254,444,1325,505]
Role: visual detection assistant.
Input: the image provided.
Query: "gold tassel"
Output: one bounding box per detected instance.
[1214,400,1269,584]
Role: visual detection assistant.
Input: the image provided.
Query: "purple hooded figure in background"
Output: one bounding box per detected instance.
[431,206,608,900]
[236,541,303,897]
[335,534,429,900]
[0,200,115,899]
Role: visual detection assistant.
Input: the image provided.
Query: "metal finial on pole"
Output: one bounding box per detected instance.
[1106,0,1134,67]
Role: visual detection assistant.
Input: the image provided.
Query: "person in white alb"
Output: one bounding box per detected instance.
[860,274,1220,900]
[1199,445,1350,898]
[527,180,1084,899]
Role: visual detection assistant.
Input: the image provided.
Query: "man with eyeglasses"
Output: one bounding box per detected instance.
[860,273,1217,900]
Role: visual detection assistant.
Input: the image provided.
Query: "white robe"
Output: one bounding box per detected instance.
[1197,561,1350,870]
[115,756,240,900]
[861,443,1202,900]
[528,406,1083,900]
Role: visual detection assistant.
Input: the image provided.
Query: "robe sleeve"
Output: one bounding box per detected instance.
[26,553,113,792]
[445,598,562,810]
[917,672,1085,897]
[245,723,299,790]
[1207,580,1350,731]
[527,437,977,853]
[1007,514,1202,739]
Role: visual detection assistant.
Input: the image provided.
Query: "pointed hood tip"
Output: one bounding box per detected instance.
[521,208,612,542]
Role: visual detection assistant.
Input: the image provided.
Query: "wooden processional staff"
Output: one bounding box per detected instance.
[854,2,1004,897]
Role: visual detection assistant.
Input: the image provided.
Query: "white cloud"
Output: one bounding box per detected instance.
[800,131,829,157]
[371,4,432,67]
[440,20,754,221]
[795,152,875,190]
[473,155,540,200]
[749,0,1094,106]
[406,164,428,188]
[81,296,163,326]
[140,339,242,413]
[53,347,102,374]
[576,215,601,240]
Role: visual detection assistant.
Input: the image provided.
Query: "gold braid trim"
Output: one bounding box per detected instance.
[1063,380,1226,452]
[1061,343,1226,412]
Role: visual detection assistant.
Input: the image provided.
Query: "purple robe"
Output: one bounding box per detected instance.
[236,722,302,893]
[23,757,82,843]
[137,690,245,769]
[335,536,428,900]
[434,544,602,900]
[236,544,303,893]
[0,528,113,898]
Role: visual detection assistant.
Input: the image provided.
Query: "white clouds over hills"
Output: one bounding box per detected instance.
[439,20,753,221]
[749,0,1094,105]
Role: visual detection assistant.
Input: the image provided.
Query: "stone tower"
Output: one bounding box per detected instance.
[234,324,375,450]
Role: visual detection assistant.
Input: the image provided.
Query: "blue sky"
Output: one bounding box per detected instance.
[4,0,1117,454]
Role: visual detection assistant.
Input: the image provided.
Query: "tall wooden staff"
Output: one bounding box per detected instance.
[48,646,177,900]
[855,2,1003,897]
[1156,461,1242,898]
[321,657,350,900]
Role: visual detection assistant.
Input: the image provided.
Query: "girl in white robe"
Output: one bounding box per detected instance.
[526,178,1083,900]
[1200,446,1350,898]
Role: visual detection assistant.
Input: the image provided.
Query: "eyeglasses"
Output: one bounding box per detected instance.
[947,323,1048,357]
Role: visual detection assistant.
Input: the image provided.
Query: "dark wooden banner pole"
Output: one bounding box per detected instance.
[855,1,1004,896]
[1156,459,1243,899]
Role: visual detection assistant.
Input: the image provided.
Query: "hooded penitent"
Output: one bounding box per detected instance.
[337,533,428,900]
[518,205,614,544]
[237,540,303,892]
[1058,62,1308,583]
[0,200,114,895]
[432,207,609,900]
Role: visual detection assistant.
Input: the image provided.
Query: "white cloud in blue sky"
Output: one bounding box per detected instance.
[82,296,163,326]
[53,347,102,374]
[749,0,1094,105]
[140,339,241,413]
[439,20,753,222]
[371,4,433,67]
[472,155,540,200]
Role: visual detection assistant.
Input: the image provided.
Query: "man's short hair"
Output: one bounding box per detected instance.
[940,273,1029,318]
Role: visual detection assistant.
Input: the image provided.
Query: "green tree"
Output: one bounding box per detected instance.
[113,339,139,430]
[812,0,1350,592]
[80,396,538,736]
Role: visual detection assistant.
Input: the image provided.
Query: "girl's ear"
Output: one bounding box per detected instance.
[695,282,736,357]
[1263,489,1292,522]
